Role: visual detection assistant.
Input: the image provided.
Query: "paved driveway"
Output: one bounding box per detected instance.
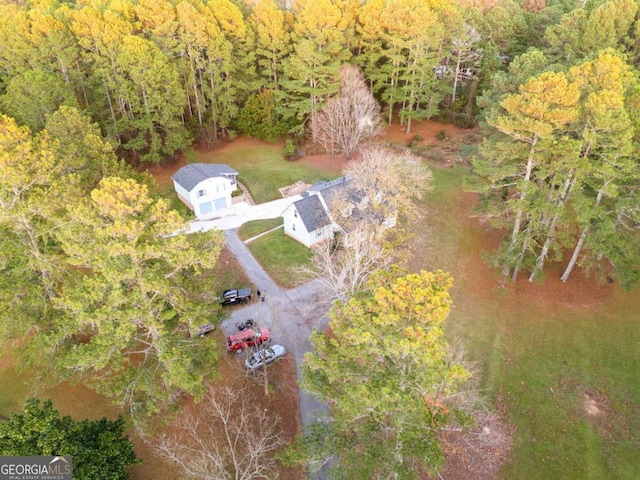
[221,230,334,479]
[186,195,301,233]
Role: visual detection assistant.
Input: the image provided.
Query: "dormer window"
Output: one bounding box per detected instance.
[198,189,206,198]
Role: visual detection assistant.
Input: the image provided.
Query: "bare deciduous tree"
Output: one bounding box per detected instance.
[450,24,483,110]
[312,65,383,159]
[343,146,432,225]
[298,147,431,300]
[297,222,394,301]
[155,386,285,480]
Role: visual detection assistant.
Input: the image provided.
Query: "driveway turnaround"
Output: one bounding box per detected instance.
[221,229,334,479]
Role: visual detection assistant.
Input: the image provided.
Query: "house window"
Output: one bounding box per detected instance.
[316,228,322,238]
[292,223,296,231]
[294,210,298,218]
[198,189,206,198]
[216,185,220,193]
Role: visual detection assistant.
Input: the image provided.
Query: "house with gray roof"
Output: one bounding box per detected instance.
[172,163,238,219]
[281,176,352,248]
[281,175,397,248]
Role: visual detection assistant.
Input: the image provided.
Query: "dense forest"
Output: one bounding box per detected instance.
[0,0,621,162]
[1,0,640,416]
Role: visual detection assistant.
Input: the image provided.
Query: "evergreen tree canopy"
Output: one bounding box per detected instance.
[0,398,140,480]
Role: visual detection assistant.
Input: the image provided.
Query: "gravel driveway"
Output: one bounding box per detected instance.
[221,230,334,479]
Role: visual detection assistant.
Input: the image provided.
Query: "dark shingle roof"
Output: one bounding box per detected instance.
[172,163,238,192]
[293,195,332,232]
[308,176,351,194]
[309,175,363,206]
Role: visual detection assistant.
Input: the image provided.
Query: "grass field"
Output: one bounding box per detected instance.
[245,228,313,288]
[238,218,284,241]
[413,166,640,479]
[195,138,336,203]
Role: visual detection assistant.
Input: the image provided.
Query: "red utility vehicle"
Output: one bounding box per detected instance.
[226,327,270,354]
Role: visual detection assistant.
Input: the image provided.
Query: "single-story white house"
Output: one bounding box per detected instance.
[281,177,352,248]
[172,163,238,219]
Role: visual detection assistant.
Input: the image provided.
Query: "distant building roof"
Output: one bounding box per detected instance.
[293,195,332,232]
[309,175,361,204]
[308,176,351,193]
[172,163,238,192]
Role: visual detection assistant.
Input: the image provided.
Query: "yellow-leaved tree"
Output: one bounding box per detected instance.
[301,269,470,478]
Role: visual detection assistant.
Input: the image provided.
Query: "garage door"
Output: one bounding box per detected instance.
[199,201,213,214]
[214,197,227,209]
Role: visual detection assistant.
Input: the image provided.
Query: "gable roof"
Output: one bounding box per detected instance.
[308,176,351,195]
[292,195,332,232]
[308,177,342,191]
[309,175,362,205]
[172,163,238,192]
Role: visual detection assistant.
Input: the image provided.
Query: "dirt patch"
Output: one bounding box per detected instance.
[581,389,613,424]
[145,157,188,190]
[382,119,472,146]
[430,412,513,480]
[133,340,303,480]
[583,391,603,417]
[578,388,631,445]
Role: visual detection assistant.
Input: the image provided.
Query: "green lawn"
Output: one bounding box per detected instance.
[246,228,312,288]
[411,165,640,479]
[238,218,284,241]
[194,138,337,203]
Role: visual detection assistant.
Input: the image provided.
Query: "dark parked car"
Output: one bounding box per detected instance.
[219,288,253,305]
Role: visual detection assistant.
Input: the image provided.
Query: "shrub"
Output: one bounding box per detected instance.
[436,130,449,141]
[284,139,297,160]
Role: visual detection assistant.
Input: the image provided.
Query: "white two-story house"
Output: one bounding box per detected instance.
[172,163,238,219]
